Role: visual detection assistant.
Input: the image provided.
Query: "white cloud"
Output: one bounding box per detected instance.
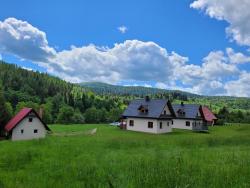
[174,50,240,96]
[144,84,152,88]
[225,72,250,97]
[190,0,250,47]
[49,40,183,84]
[117,25,128,34]
[155,82,168,89]
[2,17,250,97]
[0,17,56,62]
[226,48,250,64]
[21,66,33,71]
[0,54,2,61]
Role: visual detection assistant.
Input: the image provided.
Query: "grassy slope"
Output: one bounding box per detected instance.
[0,125,250,188]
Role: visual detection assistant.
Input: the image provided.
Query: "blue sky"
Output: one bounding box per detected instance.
[1,0,250,97]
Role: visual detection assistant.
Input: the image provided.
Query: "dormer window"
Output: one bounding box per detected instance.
[177,109,185,116]
[138,105,149,114]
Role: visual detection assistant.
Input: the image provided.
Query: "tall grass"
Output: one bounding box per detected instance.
[0,124,249,188]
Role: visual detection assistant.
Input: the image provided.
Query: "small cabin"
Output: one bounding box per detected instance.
[5,108,51,141]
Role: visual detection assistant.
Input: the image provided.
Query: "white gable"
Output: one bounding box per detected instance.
[11,116,47,141]
[161,104,172,115]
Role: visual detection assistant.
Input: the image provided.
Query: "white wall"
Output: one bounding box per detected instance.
[11,116,47,141]
[172,119,193,130]
[172,119,203,130]
[157,120,172,133]
[126,118,172,134]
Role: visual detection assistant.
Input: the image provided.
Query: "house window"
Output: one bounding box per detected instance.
[34,129,38,133]
[167,122,170,126]
[29,118,33,122]
[171,120,174,125]
[159,122,162,129]
[129,120,134,126]
[186,121,190,126]
[163,110,166,115]
[21,129,24,134]
[148,122,153,128]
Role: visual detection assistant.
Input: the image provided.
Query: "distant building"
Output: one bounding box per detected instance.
[121,97,217,134]
[5,108,51,141]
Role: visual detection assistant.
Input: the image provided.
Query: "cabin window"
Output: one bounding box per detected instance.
[159,122,162,129]
[29,118,33,122]
[21,129,24,134]
[148,122,153,128]
[186,121,190,126]
[167,122,170,126]
[129,120,134,126]
[34,129,38,133]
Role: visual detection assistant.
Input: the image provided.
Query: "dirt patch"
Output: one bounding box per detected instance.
[52,128,97,137]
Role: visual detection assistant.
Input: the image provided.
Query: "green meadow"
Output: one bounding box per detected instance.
[0,124,250,188]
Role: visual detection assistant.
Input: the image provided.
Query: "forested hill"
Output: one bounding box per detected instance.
[81,82,250,111]
[0,61,124,127]
[81,82,198,98]
[1,61,250,127]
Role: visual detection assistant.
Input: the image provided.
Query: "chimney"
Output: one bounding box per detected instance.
[145,96,150,102]
[181,101,184,106]
[38,107,43,119]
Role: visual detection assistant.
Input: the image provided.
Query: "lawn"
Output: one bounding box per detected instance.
[0,124,250,188]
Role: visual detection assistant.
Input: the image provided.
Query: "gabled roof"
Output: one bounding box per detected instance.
[5,108,51,132]
[123,99,175,119]
[201,106,217,121]
[172,104,201,119]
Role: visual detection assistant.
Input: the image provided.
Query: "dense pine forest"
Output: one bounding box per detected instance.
[1,60,250,131]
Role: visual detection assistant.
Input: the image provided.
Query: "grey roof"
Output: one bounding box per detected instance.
[172,104,201,119]
[123,99,172,119]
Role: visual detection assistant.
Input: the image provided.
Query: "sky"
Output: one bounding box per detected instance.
[1,0,250,97]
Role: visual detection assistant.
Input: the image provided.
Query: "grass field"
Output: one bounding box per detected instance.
[0,124,250,188]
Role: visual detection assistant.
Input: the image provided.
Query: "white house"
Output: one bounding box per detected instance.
[5,108,51,141]
[122,97,217,134]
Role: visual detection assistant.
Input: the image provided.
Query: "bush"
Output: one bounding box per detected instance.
[215,119,225,126]
[56,105,75,124]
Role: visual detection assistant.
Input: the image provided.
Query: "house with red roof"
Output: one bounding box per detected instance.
[200,106,218,126]
[5,108,51,141]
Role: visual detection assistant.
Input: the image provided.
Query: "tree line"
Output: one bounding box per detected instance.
[0,61,123,132]
[1,60,250,133]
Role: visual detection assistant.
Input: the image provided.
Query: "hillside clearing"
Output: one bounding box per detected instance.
[0,124,250,188]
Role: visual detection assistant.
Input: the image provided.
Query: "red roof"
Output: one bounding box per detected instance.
[201,106,217,122]
[5,108,50,132]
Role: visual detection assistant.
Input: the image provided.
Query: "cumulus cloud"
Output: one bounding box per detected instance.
[49,40,185,84]
[190,0,250,47]
[225,72,250,97]
[0,17,56,62]
[226,48,250,64]
[2,17,250,97]
[155,82,168,89]
[21,66,33,71]
[174,50,240,96]
[117,25,128,34]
